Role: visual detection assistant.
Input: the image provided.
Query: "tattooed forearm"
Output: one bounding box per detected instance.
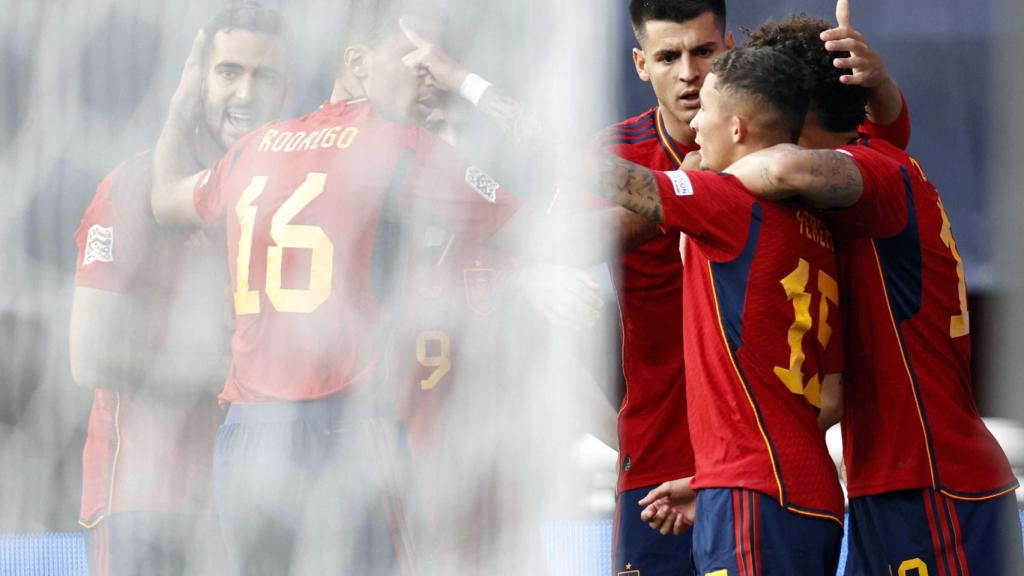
[765,149,864,209]
[476,87,543,149]
[806,150,862,208]
[760,162,779,193]
[594,154,665,223]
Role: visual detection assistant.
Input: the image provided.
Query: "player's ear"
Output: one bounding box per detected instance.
[633,48,650,83]
[730,115,744,144]
[725,31,735,50]
[344,45,370,79]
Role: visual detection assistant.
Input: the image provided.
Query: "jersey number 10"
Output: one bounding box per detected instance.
[773,258,839,408]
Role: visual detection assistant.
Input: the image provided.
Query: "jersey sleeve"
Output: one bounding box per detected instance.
[826,146,909,238]
[653,170,754,261]
[397,131,521,241]
[74,161,151,293]
[858,91,911,150]
[192,151,235,223]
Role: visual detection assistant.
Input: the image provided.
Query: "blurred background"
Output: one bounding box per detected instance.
[0,0,1021,555]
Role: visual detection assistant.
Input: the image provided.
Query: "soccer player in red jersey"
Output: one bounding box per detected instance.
[401,3,732,571]
[597,3,733,572]
[399,5,910,573]
[149,4,523,574]
[728,10,1024,575]
[591,46,848,574]
[69,4,289,575]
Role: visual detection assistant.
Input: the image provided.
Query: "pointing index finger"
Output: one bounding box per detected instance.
[836,0,851,29]
[399,18,428,49]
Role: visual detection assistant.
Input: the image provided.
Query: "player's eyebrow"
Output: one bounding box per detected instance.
[652,48,682,60]
[254,66,283,81]
[214,62,244,73]
[690,42,718,54]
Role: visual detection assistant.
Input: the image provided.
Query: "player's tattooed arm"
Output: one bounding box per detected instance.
[399,21,560,154]
[589,153,665,224]
[474,88,544,151]
[400,21,669,224]
[725,144,864,209]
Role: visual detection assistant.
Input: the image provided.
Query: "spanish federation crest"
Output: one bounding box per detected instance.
[83,224,114,266]
[465,166,499,203]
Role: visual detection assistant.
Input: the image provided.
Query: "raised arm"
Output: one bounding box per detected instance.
[152,31,210,228]
[400,22,669,231]
[824,0,907,132]
[723,144,864,209]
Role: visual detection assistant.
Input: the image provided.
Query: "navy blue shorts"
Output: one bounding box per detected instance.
[845,489,1023,576]
[691,488,843,576]
[214,398,416,576]
[614,485,694,576]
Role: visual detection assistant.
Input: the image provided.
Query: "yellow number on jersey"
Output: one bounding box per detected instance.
[773,258,839,408]
[233,173,334,315]
[234,177,267,315]
[936,198,969,337]
[898,558,928,576]
[909,156,968,338]
[417,331,451,390]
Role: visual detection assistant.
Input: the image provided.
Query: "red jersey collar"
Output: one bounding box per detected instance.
[319,97,370,116]
[655,108,694,168]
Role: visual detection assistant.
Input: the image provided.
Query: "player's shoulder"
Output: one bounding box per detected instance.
[842,135,911,168]
[594,107,658,150]
[103,150,154,206]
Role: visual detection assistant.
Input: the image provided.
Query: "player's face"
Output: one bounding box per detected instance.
[202,29,289,150]
[689,72,734,172]
[365,28,441,124]
[633,12,732,130]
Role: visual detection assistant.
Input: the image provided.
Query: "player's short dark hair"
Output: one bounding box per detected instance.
[629,0,726,43]
[711,46,812,143]
[201,2,284,66]
[744,15,869,133]
[342,0,443,48]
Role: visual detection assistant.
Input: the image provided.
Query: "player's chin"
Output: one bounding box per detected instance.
[415,102,436,122]
[665,102,698,126]
[219,126,244,150]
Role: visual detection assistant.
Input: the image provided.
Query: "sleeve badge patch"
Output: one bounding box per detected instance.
[465,166,499,203]
[665,170,694,196]
[83,224,114,266]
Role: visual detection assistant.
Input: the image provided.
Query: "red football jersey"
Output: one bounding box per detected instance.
[74,154,224,526]
[595,107,696,493]
[653,169,846,522]
[858,94,911,151]
[393,234,512,540]
[833,138,1017,499]
[395,233,509,443]
[194,99,519,405]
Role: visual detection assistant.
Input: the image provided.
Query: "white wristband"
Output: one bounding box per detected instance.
[458,73,493,106]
